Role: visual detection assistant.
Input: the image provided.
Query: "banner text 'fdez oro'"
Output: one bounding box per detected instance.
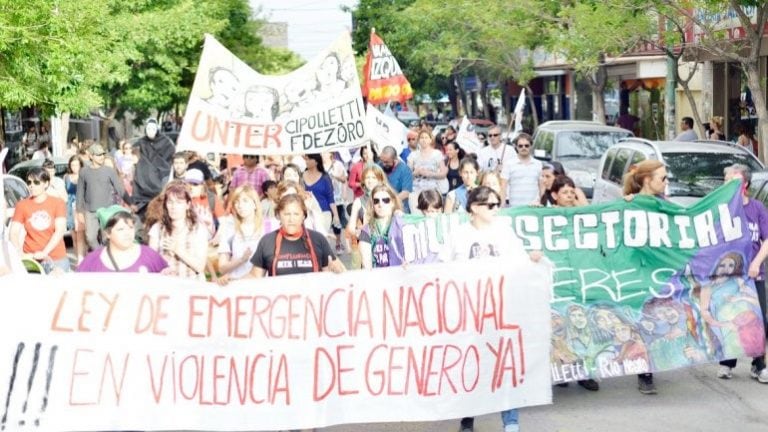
[178,33,367,156]
[0,258,552,431]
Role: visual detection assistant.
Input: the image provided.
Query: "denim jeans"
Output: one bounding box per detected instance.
[501,408,519,429]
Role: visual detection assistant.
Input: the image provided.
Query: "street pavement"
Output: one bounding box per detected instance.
[318,361,768,432]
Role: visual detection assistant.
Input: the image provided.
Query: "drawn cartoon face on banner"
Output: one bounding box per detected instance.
[179,33,366,156]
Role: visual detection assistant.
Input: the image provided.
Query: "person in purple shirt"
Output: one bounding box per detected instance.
[77,210,167,273]
[379,146,413,213]
[358,184,404,268]
[718,164,768,383]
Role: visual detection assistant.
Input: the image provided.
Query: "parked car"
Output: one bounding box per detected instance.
[2,174,30,236]
[592,138,764,206]
[532,121,633,198]
[394,110,420,127]
[8,156,69,181]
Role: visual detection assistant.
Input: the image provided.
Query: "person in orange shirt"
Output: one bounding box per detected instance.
[10,167,69,273]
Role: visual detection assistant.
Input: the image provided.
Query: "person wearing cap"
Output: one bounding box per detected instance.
[77,209,167,273]
[76,143,130,252]
[184,168,224,239]
[132,118,175,219]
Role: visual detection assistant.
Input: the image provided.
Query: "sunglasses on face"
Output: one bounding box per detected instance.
[478,202,500,209]
[517,144,531,148]
[373,197,392,205]
[27,179,44,186]
[489,133,501,137]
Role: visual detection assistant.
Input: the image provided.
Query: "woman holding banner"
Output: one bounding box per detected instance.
[359,184,403,269]
[623,160,668,394]
[249,194,345,277]
[440,186,542,432]
[78,210,167,273]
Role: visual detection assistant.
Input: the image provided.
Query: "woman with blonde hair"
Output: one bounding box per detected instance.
[217,185,264,285]
[622,159,668,395]
[479,170,507,205]
[622,160,667,198]
[359,184,403,269]
[709,116,725,140]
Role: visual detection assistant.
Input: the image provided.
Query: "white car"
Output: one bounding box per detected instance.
[592,138,764,206]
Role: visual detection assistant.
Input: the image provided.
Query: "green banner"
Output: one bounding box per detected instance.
[389,181,765,382]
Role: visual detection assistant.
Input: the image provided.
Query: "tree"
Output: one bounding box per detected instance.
[657,1,768,158]
[528,0,654,124]
[0,0,110,116]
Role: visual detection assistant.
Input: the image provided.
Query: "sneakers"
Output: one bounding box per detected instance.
[578,379,600,391]
[717,365,733,379]
[750,366,768,383]
[637,374,657,394]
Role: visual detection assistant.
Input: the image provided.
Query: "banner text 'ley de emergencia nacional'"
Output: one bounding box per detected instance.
[0,258,552,431]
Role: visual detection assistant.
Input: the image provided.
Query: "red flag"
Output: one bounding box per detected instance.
[362,29,413,105]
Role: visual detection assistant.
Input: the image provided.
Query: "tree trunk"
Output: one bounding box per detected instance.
[589,65,608,125]
[448,73,459,118]
[745,63,768,163]
[480,79,490,119]
[524,84,539,131]
[501,82,511,127]
[456,75,468,117]
[680,81,706,140]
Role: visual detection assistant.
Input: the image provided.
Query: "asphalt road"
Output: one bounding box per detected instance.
[318,361,768,432]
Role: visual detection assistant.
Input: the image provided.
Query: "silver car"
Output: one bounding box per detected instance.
[532,121,633,198]
[592,138,764,206]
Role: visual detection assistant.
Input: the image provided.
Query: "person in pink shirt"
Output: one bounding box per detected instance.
[229,154,271,198]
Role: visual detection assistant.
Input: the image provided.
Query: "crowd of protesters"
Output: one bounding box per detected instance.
[2,117,768,432]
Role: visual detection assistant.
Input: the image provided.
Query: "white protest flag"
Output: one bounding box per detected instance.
[178,33,366,156]
[365,103,409,154]
[0,257,552,431]
[511,88,526,139]
[456,116,483,154]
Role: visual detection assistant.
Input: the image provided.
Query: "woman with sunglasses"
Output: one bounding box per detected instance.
[445,157,479,213]
[249,194,345,277]
[345,165,388,269]
[9,168,69,273]
[359,185,403,269]
[147,182,209,280]
[441,185,541,432]
[622,159,668,395]
[77,210,167,273]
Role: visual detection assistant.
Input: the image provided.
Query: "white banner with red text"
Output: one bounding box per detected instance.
[178,33,366,156]
[0,257,552,431]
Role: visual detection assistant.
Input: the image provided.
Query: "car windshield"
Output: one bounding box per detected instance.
[555,131,631,158]
[664,152,763,197]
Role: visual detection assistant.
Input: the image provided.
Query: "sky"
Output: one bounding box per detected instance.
[251,0,357,61]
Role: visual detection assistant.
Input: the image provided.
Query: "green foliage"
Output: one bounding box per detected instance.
[0,0,111,115]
